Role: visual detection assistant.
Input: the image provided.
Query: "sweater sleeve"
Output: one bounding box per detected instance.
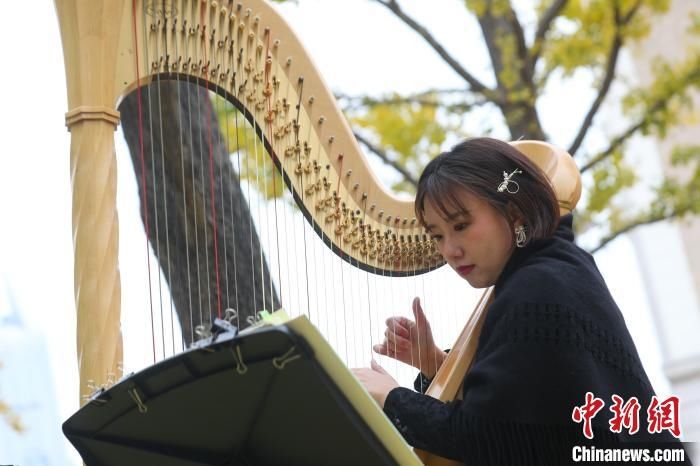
[413,372,433,394]
[383,387,464,460]
[413,349,450,394]
[383,387,619,464]
[382,302,647,464]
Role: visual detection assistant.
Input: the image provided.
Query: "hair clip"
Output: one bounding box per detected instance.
[497,169,522,194]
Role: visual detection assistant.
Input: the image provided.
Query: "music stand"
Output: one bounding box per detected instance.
[63,316,422,466]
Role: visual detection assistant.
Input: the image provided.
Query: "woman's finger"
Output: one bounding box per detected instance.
[384,326,407,341]
[385,317,411,338]
[371,359,389,375]
[412,297,427,326]
[385,331,411,349]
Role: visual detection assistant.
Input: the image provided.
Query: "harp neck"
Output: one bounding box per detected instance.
[55,0,443,277]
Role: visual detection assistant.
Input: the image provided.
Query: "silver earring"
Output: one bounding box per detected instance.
[515,225,527,248]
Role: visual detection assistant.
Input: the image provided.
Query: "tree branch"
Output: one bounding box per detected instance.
[353,131,419,187]
[506,1,533,83]
[580,63,700,174]
[530,0,569,70]
[621,0,644,24]
[371,0,493,98]
[475,0,545,139]
[589,209,680,254]
[568,2,623,156]
[580,120,644,173]
[339,88,467,99]
[335,90,488,113]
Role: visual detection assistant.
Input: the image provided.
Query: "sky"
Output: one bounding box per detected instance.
[0,1,681,464]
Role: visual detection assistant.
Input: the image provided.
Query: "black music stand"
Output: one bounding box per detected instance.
[63,317,420,466]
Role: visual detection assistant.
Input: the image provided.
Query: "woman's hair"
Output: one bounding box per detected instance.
[415,137,560,244]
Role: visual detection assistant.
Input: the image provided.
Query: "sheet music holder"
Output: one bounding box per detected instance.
[63,313,423,466]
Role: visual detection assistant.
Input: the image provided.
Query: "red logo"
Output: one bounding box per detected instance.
[609,395,641,435]
[572,392,605,439]
[572,393,682,439]
[647,395,681,438]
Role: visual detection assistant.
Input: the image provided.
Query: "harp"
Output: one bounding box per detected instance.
[54,0,581,464]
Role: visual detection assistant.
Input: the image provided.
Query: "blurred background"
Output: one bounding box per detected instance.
[1,0,699,464]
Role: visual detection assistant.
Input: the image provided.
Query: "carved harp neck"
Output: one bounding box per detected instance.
[56,0,441,277]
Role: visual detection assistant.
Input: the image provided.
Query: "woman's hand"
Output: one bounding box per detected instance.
[351,360,399,408]
[373,297,446,378]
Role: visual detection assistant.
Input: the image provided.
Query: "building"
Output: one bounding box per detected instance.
[628,0,700,444]
[0,283,72,466]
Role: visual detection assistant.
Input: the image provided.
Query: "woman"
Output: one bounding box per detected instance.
[352,137,685,465]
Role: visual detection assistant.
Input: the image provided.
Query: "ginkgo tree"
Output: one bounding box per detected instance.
[337,0,700,253]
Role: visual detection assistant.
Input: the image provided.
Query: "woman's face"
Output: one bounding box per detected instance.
[423,189,517,288]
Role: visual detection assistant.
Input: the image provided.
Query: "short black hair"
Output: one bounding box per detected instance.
[415,137,560,245]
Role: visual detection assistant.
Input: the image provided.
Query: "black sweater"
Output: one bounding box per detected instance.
[383,215,686,465]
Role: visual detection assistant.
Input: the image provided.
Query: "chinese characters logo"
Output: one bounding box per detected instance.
[571,392,681,439]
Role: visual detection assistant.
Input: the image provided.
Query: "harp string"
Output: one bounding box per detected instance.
[173,1,191,349]
[258,20,273,315]
[267,49,293,321]
[231,78,244,329]
[250,66,265,315]
[131,0,157,365]
[362,195,375,366]
[322,148,333,344]
[188,73,205,335]
[295,78,314,321]
[264,29,286,319]
[163,53,179,357]
[239,72,258,320]
[156,0,174,354]
[262,27,278,314]
[199,2,220,321]
[174,47,196,347]
[251,21,275,311]
[193,0,208,331]
[339,224,350,363]
[300,75,324,329]
[185,7,206,334]
[357,242,367,365]
[411,227,420,376]
[144,3,158,356]
[168,12,187,356]
[144,1,166,358]
[348,253,358,367]
[253,82,270,315]
[418,232,429,381]
[407,238,417,374]
[204,39,224,322]
[219,93,242,321]
[217,78,231,312]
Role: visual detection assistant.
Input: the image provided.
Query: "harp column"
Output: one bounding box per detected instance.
[55,0,127,404]
[66,108,124,404]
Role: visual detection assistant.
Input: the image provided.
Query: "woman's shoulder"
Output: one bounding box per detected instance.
[480,252,651,393]
[487,233,622,336]
[497,239,595,305]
